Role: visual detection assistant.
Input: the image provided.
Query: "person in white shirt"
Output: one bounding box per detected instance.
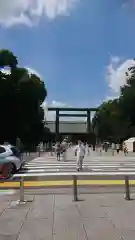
[76,140,85,171]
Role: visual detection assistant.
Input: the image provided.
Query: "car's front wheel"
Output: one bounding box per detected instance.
[1,163,13,179]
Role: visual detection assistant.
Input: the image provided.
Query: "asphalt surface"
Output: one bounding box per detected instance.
[22,152,41,162]
[14,148,135,181]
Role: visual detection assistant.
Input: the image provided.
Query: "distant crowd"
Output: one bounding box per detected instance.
[37,139,129,172]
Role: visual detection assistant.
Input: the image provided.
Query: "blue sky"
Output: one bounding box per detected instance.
[0,0,135,110]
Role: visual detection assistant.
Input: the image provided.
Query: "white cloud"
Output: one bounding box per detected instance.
[122,0,135,9]
[26,67,41,78]
[1,66,41,78]
[0,0,78,27]
[106,56,135,96]
[110,56,121,65]
[42,100,68,121]
[0,68,10,75]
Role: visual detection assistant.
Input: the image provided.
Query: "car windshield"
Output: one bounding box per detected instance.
[11,147,20,158]
[0,147,6,154]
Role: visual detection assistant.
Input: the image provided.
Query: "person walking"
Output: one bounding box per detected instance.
[111,142,115,156]
[61,140,68,161]
[86,142,90,156]
[123,142,128,156]
[116,143,120,154]
[76,140,85,171]
[55,142,61,161]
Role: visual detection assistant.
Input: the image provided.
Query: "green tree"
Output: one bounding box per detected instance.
[0,49,18,70]
[92,99,130,142]
[92,60,135,142]
[0,49,47,148]
[119,66,135,134]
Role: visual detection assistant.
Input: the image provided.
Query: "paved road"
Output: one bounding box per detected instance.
[21,148,135,174]
[22,148,135,170]
[0,148,135,188]
[22,152,41,162]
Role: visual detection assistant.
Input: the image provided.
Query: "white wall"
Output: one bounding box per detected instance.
[125,141,133,152]
[47,121,87,133]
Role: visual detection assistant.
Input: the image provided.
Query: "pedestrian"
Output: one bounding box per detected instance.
[55,142,61,161]
[104,142,108,152]
[76,140,85,171]
[37,144,41,157]
[123,142,128,156]
[86,142,90,156]
[116,143,120,154]
[50,142,53,156]
[61,140,68,161]
[111,143,115,156]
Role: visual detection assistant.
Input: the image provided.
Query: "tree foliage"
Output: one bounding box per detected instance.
[0,49,47,147]
[0,49,18,69]
[93,100,130,142]
[92,64,135,142]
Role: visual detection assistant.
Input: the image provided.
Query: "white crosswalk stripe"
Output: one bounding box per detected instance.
[16,149,135,175]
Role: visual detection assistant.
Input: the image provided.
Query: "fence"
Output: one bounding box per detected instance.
[11,171,134,203]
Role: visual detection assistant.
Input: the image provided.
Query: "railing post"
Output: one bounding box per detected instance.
[20,177,25,202]
[73,175,78,201]
[125,176,130,200]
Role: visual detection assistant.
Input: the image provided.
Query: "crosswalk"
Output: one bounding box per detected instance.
[17,149,135,175]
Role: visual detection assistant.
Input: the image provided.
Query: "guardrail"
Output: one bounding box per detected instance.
[12,171,135,203]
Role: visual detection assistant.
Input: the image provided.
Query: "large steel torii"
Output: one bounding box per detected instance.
[47,107,97,135]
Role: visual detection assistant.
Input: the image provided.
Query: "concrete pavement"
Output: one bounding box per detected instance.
[0,192,135,239]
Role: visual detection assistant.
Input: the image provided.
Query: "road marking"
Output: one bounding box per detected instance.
[91,169,109,171]
[25,164,123,168]
[24,169,60,173]
[29,160,135,163]
[0,180,135,187]
[0,189,16,195]
[124,164,135,166]
[20,168,135,173]
[26,160,135,164]
[118,168,135,171]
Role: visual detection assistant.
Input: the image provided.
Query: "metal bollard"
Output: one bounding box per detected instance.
[20,177,25,202]
[73,176,78,201]
[125,176,130,200]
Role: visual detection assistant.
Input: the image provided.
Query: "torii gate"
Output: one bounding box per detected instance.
[47,107,97,136]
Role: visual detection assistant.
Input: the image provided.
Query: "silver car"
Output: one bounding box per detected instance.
[0,145,24,178]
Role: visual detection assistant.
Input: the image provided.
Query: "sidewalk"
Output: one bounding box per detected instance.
[0,192,135,239]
